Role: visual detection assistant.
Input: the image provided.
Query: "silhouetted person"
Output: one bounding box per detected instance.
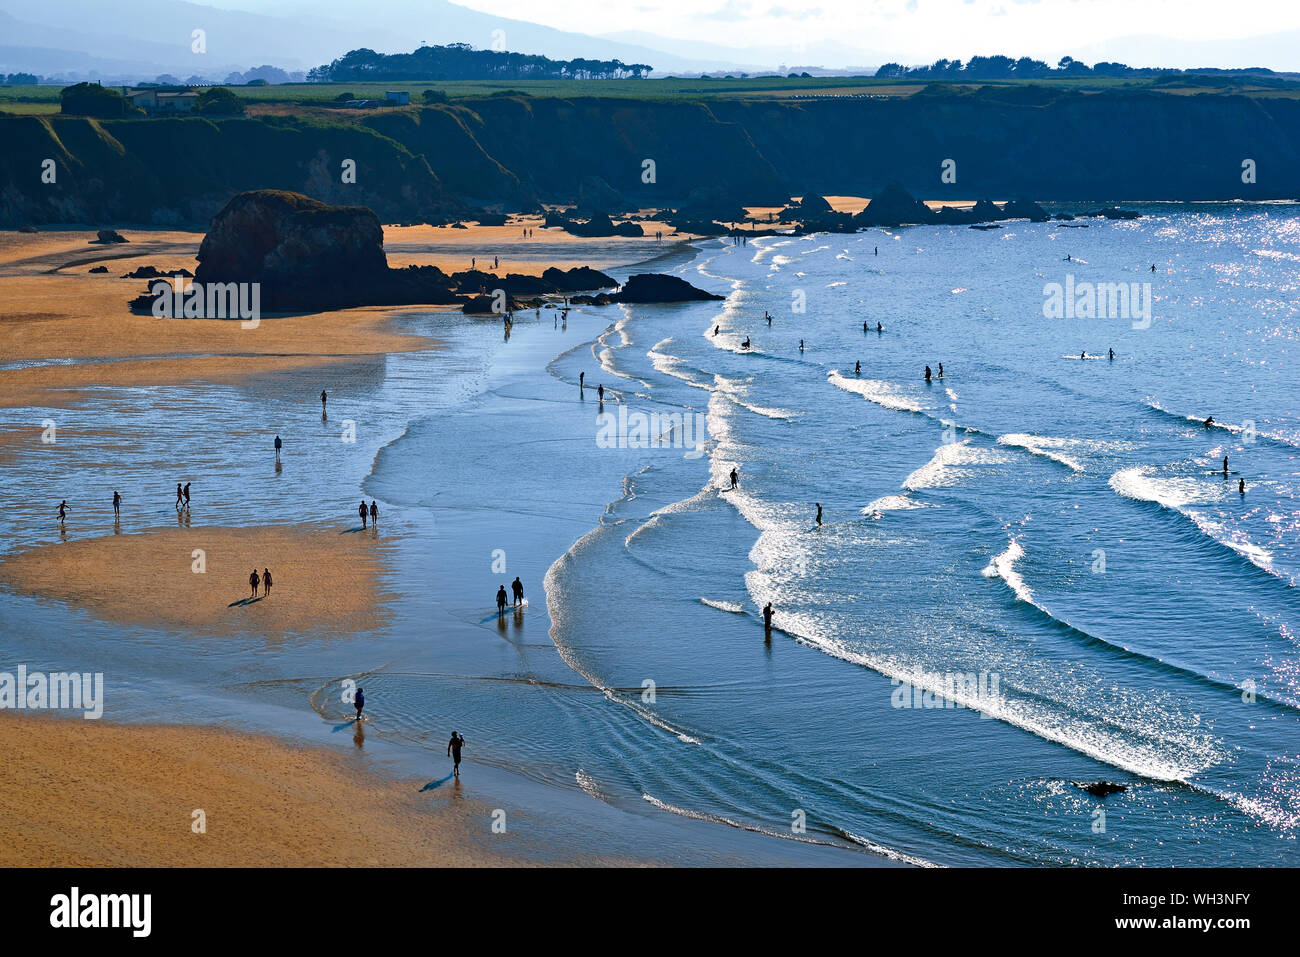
[598,384,605,402]
[355,687,365,721]
[815,503,822,525]
[741,337,750,349]
[1239,478,1246,495]
[1224,456,1229,476]
[183,482,191,509]
[924,365,932,383]
[799,339,804,353]
[274,435,282,461]
[263,567,272,596]
[175,483,184,510]
[937,363,944,378]
[57,500,70,525]
[729,467,739,490]
[863,321,868,332]
[877,322,882,332]
[249,568,260,597]
[447,731,465,776]
[511,576,524,605]
[369,501,378,526]
[358,500,368,528]
[713,325,720,336]
[763,602,773,638]
[579,371,584,391]
[1205,416,1214,428]
[854,361,861,375]
[112,491,121,515]
[496,585,508,616]
[1151,264,1156,272]
[321,389,327,408]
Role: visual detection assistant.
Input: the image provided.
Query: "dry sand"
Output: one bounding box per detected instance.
[0,524,393,636]
[0,715,514,866]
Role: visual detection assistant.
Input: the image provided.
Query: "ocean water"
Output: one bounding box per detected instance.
[3,206,1299,865]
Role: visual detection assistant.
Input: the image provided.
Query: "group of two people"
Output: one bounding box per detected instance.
[495,576,526,614]
[248,566,273,598]
[358,500,379,528]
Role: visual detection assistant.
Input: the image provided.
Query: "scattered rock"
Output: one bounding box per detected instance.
[93,229,129,244]
[88,265,109,273]
[614,274,723,303]
[120,265,193,279]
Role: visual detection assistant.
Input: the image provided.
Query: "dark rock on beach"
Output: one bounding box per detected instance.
[130,190,462,314]
[88,265,109,273]
[542,266,617,292]
[853,183,936,227]
[93,229,128,244]
[614,274,723,303]
[120,265,193,279]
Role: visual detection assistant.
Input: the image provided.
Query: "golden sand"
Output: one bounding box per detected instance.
[0,524,393,636]
[0,715,514,867]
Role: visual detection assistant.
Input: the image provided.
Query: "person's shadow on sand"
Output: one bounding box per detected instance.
[420,773,456,792]
[340,526,366,534]
[228,596,264,607]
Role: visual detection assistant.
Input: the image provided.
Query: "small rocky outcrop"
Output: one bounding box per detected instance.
[120,265,194,279]
[93,229,128,244]
[542,266,617,292]
[88,265,108,273]
[614,274,723,303]
[853,184,936,227]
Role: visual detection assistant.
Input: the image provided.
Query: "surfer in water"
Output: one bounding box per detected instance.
[496,585,508,616]
[1239,478,1246,495]
[763,602,773,639]
[354,687,365,721]
[1224,456,1230,476]
[1205,416,1215,428]
[1108,348,1114,360]
[938,363,944,378]
[799,339,805,353]
[877,322,882,332]
[713,325,720,336]
[447,731,466,776]
[579,371,584,391]
[741,336,750,349]
[815,503,822,526]
[854,360,861,375]
[511,576,524,606]
[729,467,739,490]
[765,311,772,326]
[924,365,932,383]
[1080,350,1086,360]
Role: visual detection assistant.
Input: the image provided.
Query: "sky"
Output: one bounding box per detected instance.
[195,0,1300,68]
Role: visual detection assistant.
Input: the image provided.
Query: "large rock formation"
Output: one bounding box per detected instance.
[615,274,723,303]
[133,190,459,313]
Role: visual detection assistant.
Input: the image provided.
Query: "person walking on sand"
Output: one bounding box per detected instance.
[57,500,70,525]
[274,434,282,461]
[183,482,191,510]
[511,576,524,606]
[447,730,466,776]
[494,255,499,270]
[175,483,184,510]
[249,567,260,598]
[358,500,368,529]
[354,687,365,721]
[763,602,773,638]
[369,501,378,527]
[263,567,273,596]
[496,585,508,616]
[729,467,739,490]
[112,491,121,516]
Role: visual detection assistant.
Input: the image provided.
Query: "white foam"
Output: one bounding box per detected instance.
[998,433,1086,472]
[700,598,746,614]
[828,370,926,413]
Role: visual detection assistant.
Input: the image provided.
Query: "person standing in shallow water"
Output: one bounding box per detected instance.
[763,602,773,638]
[320,389,327,409]
[511,576,524,606]
[183,482,191,510]
[358,500,368,529]
[112,491,121,516]
[447,731,466,776]
[274,434,282,461]
[729,467,739,490]
[815,503,822,526]
[1239,478,1246,495]
[57,500,70,525]
[496,585,508,616]
[369,501,378,527]
[354,687,365,721]
[175,483,184,510]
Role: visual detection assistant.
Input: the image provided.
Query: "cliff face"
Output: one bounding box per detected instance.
[3,87,1298,228]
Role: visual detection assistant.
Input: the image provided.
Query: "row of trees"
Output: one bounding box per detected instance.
[308,44,652,82]
[2,73,42,85]
[876,56,1284,80]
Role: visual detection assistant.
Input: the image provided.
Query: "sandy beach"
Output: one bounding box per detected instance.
[0,524,394,636]
[0,715,515,867]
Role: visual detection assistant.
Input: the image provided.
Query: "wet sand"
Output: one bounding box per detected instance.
[0,524,394,636]
[0,715,517,867]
